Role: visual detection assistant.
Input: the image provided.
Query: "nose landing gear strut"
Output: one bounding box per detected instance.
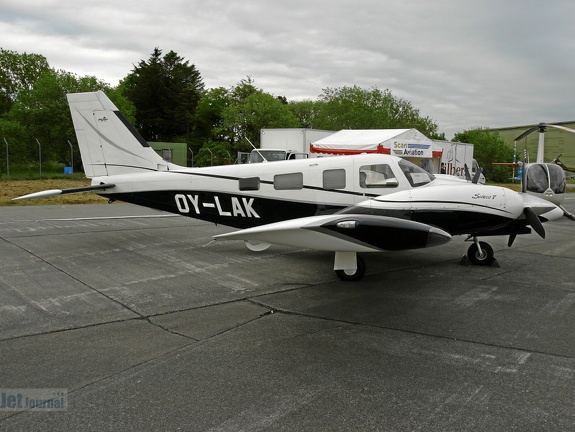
[462,237,498,266]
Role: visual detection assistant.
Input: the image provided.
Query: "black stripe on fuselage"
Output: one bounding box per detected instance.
[103,190,346,229]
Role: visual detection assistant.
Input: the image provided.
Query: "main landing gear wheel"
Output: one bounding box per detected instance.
[335,255,366,281]
[466,241,494,266]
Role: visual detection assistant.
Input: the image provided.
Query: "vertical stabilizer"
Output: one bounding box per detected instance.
[67,91,174,177]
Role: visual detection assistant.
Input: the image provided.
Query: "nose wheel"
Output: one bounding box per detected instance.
[466,239,494,266]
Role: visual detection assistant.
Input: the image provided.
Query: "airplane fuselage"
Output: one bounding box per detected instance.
[93,154,416,229]
[90,153,555,238]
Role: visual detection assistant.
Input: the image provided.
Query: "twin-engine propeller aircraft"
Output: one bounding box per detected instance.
[15,91,563,281]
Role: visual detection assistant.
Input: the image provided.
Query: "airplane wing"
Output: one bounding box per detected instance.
[214,213,451,252]
[12,184,116,201]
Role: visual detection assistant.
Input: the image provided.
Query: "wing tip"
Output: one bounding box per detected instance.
[12,189,63,201]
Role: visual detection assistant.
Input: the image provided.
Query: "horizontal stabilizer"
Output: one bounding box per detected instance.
[13,184,115,201]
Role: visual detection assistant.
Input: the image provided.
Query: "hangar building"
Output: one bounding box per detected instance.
[489,121,575,169]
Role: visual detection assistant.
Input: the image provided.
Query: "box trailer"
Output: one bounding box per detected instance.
[433,140,484,183]
[248,128,334,163]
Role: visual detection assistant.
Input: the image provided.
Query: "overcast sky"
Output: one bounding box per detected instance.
[2,0,574,137]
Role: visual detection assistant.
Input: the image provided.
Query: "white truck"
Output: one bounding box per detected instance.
[433,140,485,183]
[247,128,334,163]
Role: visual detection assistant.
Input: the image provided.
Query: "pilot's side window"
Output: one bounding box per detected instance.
[239,177,260,191]
[274,172,303,190]
[359,164,398,188]
[323,169,346,190]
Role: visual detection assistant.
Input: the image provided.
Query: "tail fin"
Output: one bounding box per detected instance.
[67,91,174,178]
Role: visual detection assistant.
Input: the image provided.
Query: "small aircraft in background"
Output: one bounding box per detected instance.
[15,92,563,281]
[512,123,575,206]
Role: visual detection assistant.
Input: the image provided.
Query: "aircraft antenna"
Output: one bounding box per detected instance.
[244,137,269,162]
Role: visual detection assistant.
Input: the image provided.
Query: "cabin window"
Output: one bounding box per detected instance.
[323,169,346,189]
[239,177,260,191]
[548,163,566,193]
[274,172,303,190]
[359,164,398,188]
[398,159,434,187]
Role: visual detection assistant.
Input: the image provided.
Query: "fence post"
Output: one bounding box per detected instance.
[3,137,9,179]
[67,140,74,172]
[35,138,42,178]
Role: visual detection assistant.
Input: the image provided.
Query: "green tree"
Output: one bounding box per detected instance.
[0,48,50,115]
[0,118,28,170]
[193,87,231,146]
[192,78,302,165]
[194,140,234,167]
[220,91,301,150]
[289,99,322,129]
[5,69,110,168]
[121,48,204,142]
[453,128,514,182]
[229,76,259,102]
[312,86,438,136]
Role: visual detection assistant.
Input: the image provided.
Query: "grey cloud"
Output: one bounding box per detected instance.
[1,0,574,137]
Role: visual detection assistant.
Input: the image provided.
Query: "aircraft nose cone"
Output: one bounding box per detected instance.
[427,227,452,247]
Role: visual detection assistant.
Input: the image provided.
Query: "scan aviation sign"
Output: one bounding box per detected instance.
[392,141,433,158]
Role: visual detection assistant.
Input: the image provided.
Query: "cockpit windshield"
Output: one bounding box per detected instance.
[548,163,566,193]
[398,159,435,187]
[526,163,566,194]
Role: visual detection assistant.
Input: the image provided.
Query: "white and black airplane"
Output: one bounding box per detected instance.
[15,91,563,280]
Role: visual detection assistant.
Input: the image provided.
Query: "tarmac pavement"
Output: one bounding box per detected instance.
[1,197,575,431]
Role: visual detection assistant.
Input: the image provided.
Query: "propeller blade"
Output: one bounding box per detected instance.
[546,124,575,134]
[471,167,482,184]
[507,221,518,247]
[524,207,545,239]
[514,126,539,141]
[514,123,575,144]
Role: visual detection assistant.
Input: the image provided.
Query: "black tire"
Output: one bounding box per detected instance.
[467,242,494,266]
[335,256,366,281]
